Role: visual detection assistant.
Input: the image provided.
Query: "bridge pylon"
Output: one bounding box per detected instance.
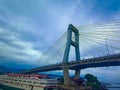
[63,24,80,86]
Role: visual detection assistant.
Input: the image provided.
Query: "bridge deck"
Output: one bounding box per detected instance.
[22,54,120,74]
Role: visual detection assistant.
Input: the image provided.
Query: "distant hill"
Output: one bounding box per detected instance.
[0,65,26,73]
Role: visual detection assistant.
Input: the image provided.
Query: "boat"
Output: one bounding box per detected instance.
[0,73,58,90]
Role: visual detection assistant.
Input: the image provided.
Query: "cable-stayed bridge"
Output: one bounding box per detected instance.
[22,54,120,73]
[22,19,120,86]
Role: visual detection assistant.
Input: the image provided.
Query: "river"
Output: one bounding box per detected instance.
[0,83,120,90]
[106,83,120,90]
[0,84,23,90]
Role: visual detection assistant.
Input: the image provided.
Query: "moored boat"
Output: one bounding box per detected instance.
[0,73,58,90]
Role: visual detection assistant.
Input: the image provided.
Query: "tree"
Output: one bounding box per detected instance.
[85,74,100,89]
[85,74,98,82]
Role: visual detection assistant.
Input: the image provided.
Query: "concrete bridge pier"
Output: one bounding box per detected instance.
[62,24,81,86]
[63,67,81,86]
[63,64,70,86]
[74,69,80,80]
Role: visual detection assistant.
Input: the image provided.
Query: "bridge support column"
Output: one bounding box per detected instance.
[63,64,70,85]
[74,69,80,80]
[63,24,81,86]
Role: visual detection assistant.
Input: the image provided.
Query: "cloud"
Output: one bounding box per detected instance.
[0,0,120,83]
[81,66,120,83]
[0,24,45,68]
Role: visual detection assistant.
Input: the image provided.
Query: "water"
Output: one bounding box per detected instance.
[107,83,120,90]
[0,84,23,90]
[108,88,120,90]
[0,83,120,90]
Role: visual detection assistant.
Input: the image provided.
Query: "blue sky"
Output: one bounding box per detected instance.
[0,0,120,83]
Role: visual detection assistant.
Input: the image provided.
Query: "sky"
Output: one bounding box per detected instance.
[0,0,120,83]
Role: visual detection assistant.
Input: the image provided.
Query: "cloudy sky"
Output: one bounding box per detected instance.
[0,0,120,83]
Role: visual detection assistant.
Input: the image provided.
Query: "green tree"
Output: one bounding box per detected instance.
[85,74,98,82]
[85,74,100,89]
